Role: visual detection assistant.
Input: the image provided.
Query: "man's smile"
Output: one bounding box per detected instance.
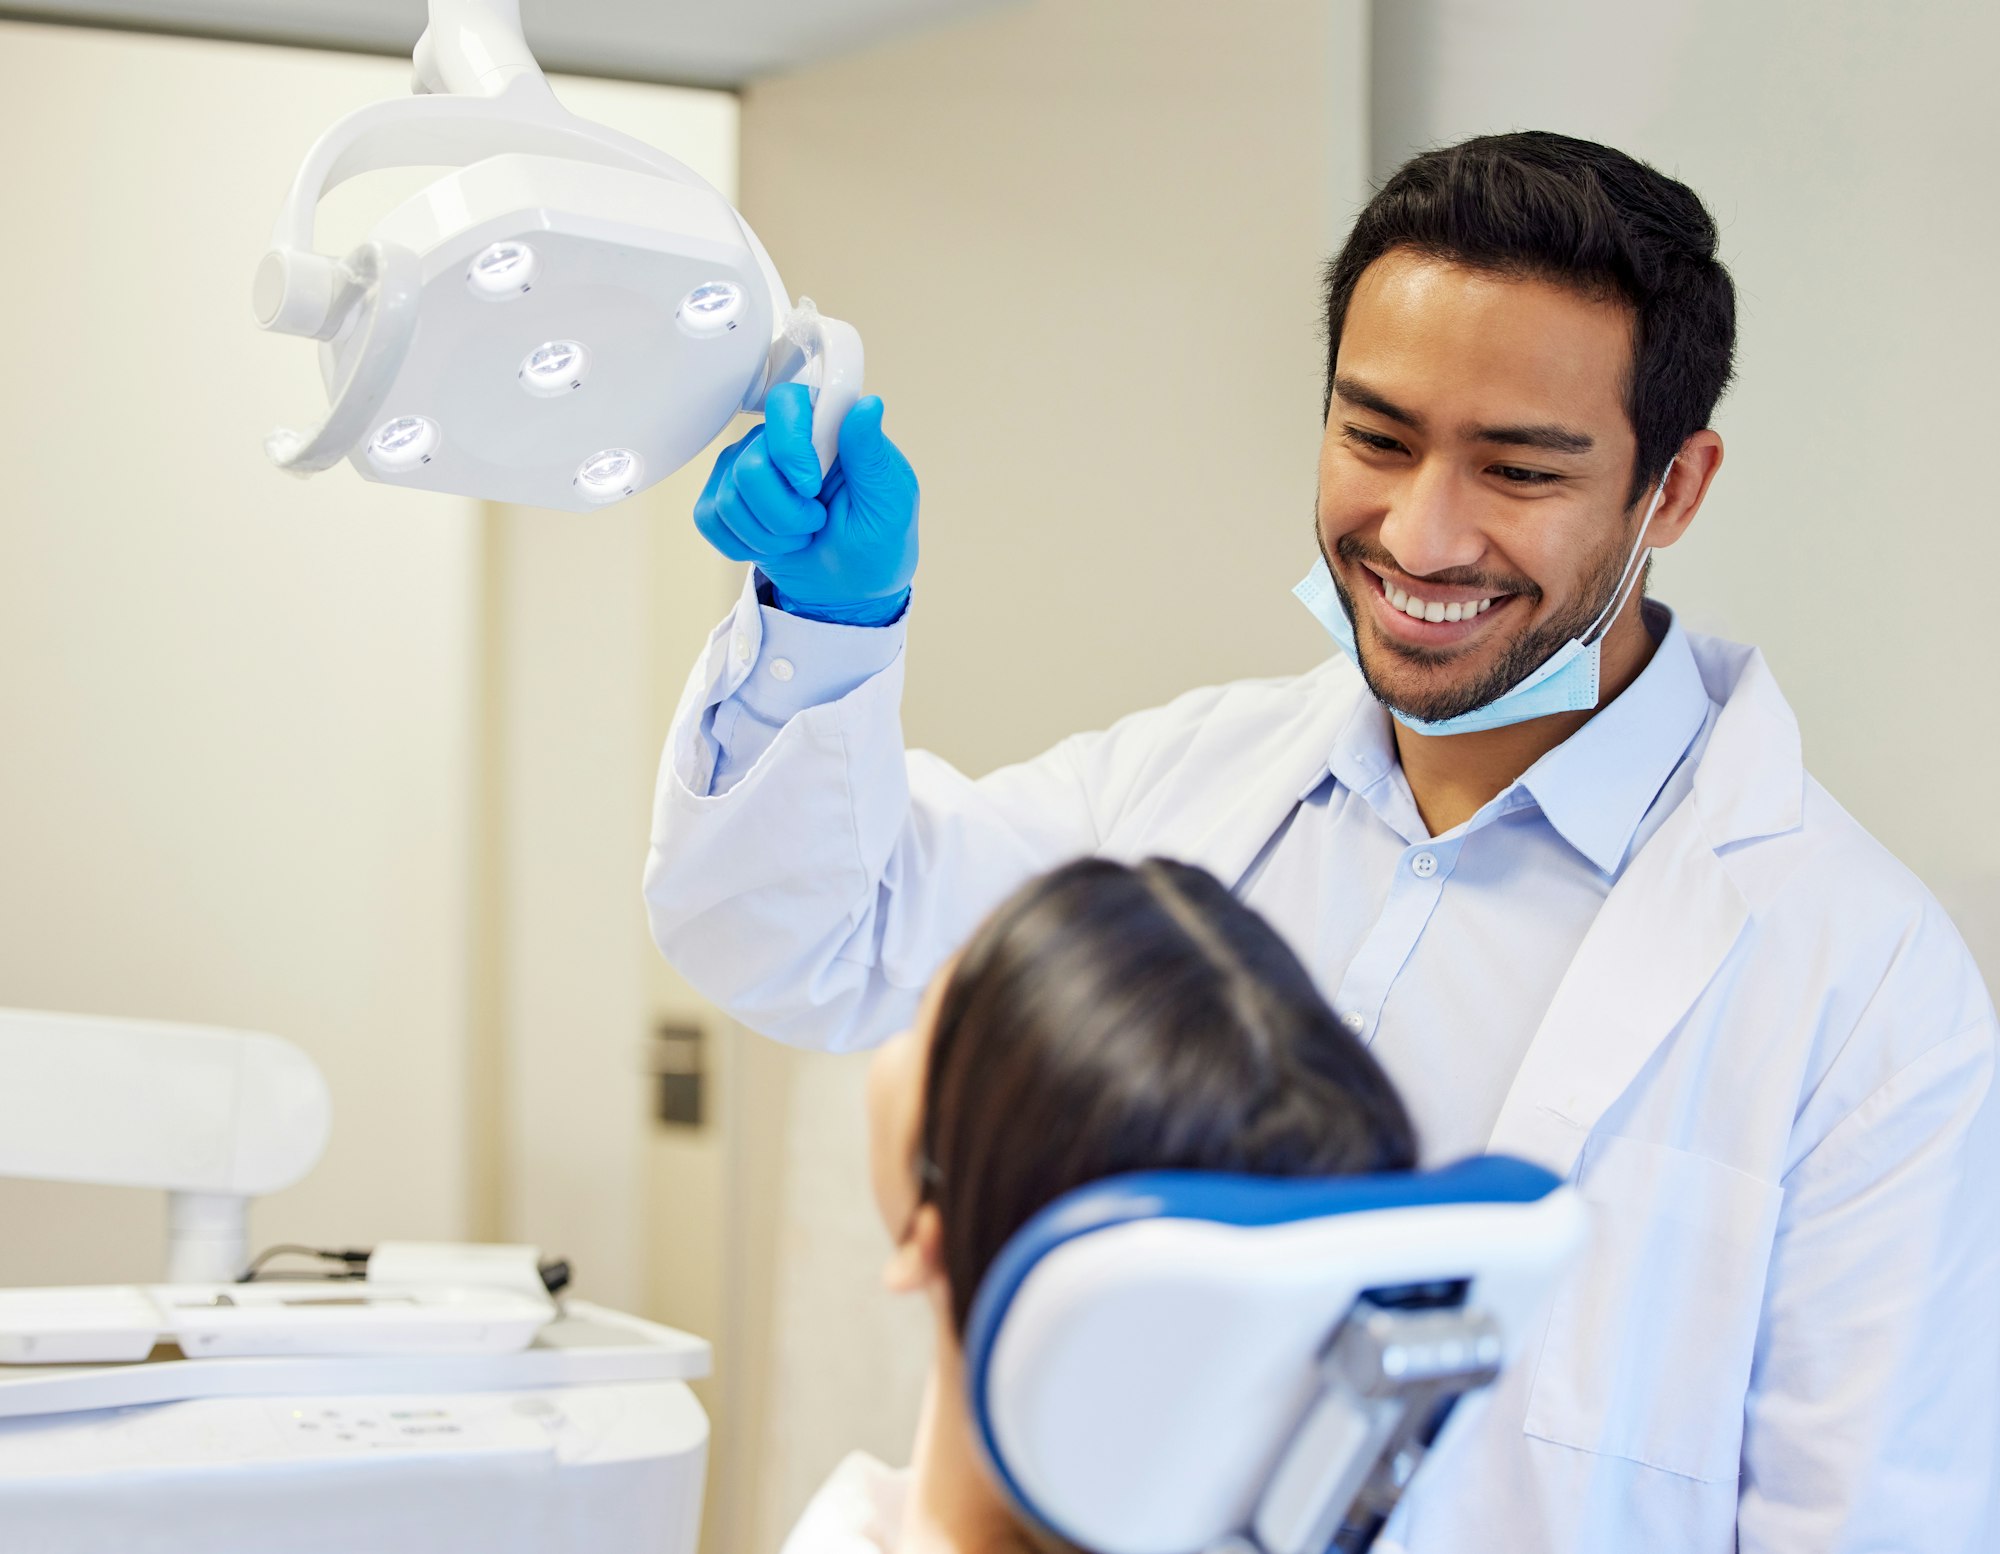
[1355,560,1523,650]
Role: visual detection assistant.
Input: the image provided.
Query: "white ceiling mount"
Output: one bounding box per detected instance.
[3,0,1022,91]
[253,0,862,513]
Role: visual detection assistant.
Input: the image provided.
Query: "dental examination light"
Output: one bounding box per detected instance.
[253,0,861,513]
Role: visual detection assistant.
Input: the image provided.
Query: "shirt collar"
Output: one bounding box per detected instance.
[1323,685,1431,843]
[1319,600,1713,871]
[1516,600,1713,874]
[1324,685,1397,797]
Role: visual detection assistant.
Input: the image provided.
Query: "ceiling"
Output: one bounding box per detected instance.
[0,0,1017,88]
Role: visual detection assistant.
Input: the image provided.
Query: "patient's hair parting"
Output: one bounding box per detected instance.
[919,856,1419,1336]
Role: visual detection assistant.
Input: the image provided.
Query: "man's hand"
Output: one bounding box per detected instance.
[693,383,919,627]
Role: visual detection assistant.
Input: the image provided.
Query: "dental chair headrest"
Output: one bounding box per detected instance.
[964,1156,1585,1554]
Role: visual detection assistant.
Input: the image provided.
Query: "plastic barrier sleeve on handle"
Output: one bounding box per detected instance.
[806,316,865,478]
[746,301,866,477]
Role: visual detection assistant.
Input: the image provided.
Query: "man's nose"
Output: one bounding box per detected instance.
[1377,464,1486,580]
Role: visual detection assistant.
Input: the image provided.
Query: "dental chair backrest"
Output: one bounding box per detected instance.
[0,1009,330,1284]
[966,1156,1586,1554]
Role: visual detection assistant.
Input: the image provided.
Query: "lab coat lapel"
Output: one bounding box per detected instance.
[1162,671,1360,890]
[1486,633,1801,1178]
[1486,799,1749,1175]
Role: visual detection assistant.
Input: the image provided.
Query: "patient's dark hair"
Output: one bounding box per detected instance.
[919,857,1418,1335]
[1322,130,1736,506]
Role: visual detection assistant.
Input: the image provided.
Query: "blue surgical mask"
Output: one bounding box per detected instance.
[1294,467,1672,737]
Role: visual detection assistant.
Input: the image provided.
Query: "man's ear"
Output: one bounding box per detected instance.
[882,1202,944,1295]
[1646,429,1724,551]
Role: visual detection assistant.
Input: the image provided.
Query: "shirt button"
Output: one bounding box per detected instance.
[732,634,751,665]
[769,657,795,682]
[1342,1010,1365,1033]
[1411,851,1438,878]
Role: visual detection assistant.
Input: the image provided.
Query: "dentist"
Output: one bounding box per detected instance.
[645,132,1999,1553]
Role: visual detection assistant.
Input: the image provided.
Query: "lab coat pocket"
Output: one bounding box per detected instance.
[1522,1132,1783,1482]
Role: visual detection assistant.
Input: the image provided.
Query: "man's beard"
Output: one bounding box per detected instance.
[1323,524,1639,725]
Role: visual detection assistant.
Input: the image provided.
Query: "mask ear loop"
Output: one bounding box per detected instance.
[1583,457,1677,647]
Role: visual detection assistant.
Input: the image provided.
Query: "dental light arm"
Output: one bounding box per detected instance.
[0,1010,331,1284]
[967,1158,1587,1554]
[255,0,861,510]
[413,0,544,99]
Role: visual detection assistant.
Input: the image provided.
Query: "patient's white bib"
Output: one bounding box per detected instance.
[779,1451,908,1554]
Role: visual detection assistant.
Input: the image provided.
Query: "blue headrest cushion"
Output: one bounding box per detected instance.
[963,1155,1564,1536]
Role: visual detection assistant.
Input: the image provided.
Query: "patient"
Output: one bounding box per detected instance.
[780,856,1419,1554]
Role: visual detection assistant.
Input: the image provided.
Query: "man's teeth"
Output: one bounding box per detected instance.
[1384,581,1499,624]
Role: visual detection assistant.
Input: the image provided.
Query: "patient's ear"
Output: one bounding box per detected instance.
[882,1202,944,1294]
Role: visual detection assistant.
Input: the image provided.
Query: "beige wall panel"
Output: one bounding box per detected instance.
[743,0,1368,779]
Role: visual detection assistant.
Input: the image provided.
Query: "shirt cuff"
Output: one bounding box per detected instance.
[735,594,906,727]
[685,569,907,797]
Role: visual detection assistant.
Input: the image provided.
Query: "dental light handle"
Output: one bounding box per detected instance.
[764,304,864,477]
[807,316,864,477]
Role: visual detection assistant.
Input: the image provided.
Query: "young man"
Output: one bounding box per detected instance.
[645,132,1999,1552]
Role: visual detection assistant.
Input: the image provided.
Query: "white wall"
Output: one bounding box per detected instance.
[1370,0,2000,951]
[0,23,483,1280]
[733,1,1369,1538]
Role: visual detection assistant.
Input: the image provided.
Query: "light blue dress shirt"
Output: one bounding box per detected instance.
[1239,603,1716,1160]
[704,580,1718,1162]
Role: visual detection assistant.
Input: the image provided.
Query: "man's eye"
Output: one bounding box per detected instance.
[1494,464,1561,485]
[1343,427,1404,454]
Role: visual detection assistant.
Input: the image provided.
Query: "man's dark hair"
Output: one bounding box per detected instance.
[919,856,1418,1338]
[1323,130,1736,505]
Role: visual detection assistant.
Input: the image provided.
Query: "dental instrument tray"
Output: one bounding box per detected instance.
[0,1281,554,1366]
[0,1296,708,1420]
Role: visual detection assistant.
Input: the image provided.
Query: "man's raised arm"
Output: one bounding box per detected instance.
[644,386,1103,1053]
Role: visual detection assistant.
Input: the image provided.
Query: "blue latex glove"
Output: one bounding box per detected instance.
[692,382,919,627]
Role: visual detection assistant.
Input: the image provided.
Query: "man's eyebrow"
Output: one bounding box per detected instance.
[1336,376,1597,455]
[1333,376,1424,430]
[1466,421,1595,455]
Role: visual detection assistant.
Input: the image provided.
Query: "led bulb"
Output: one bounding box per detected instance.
[518,339,589,398]
[367,415,440,472]
[467,241,538,300]
[574,447,642,504]
[676,281,745,338]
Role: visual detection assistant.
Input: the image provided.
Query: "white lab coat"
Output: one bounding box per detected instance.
[645,585,2000,1554]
